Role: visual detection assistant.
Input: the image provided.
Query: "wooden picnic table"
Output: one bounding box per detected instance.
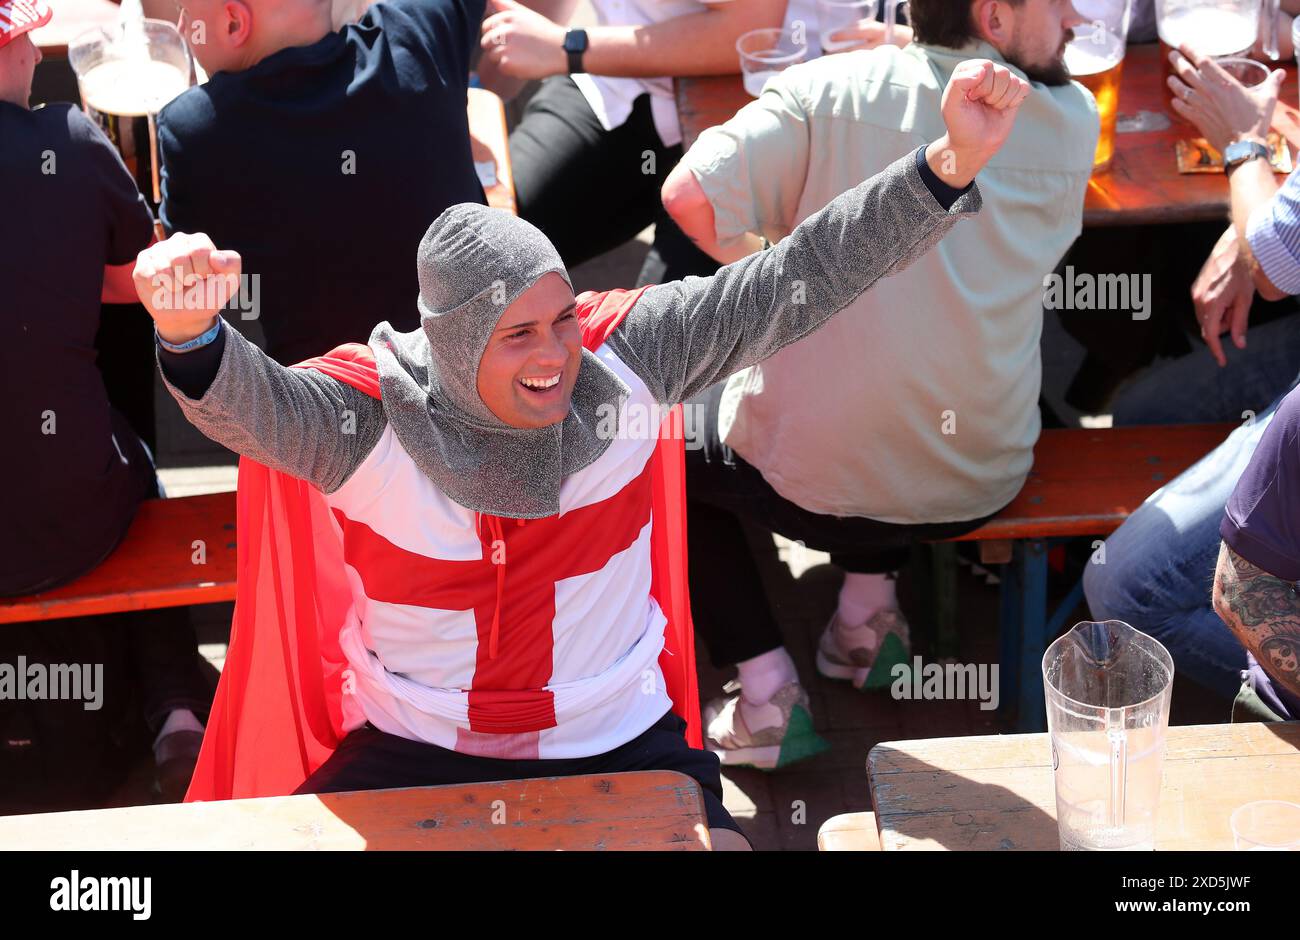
[0,771,710,850]
[675,43,1300,228]
[832,722,1300,851]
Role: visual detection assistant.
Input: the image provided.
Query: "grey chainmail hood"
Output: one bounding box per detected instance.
[368,204,630,519]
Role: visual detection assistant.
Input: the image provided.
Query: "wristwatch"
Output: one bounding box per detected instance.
[1223,138,1271,175]
[563,28,588,75]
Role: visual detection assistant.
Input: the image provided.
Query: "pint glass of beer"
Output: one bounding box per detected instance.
[68,19,192,210]
[1065,0,1133,171]
[1155,0,1278,118]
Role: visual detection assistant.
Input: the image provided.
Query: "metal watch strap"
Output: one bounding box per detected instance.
[1224,139,1270,174]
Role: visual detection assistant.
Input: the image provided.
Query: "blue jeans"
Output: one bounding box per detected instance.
[1084,316,1300,700]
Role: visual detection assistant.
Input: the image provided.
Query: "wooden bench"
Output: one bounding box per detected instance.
[926,423,1235,732]
[2,426,1236,727]
[0,492,236,624]
[0,771,710,850]
[817,812,880,851]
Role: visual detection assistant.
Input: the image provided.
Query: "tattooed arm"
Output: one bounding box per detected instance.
[1212,541,1300,698]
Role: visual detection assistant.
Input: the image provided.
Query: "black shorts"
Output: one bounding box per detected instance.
[294,710,744,839]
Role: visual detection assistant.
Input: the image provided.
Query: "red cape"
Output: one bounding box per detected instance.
[185,289,701,802]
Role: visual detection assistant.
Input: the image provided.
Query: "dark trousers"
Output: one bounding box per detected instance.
[509,76,719,282]
[95,302,157,453]
[294,711,742,836]
[686,385,1003,667]
[0,607,216,814]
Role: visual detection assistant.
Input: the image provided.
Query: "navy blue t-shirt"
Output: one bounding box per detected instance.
[1222,388,1300,580]
[0,102,156,594]
[157,0,487,365]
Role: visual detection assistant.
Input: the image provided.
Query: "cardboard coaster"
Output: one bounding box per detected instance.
[1176,132,1294,174]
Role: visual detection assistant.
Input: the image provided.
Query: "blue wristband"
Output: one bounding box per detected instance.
[156,318,223,353]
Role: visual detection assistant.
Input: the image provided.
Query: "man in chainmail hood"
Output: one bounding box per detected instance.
[136,60,1028,849]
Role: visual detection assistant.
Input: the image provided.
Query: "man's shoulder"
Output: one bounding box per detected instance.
[27,102,97,146]
[355,0,484,51]
[1037,77,1103,130]
[992,77,1100,174]
[157,82,222,140]
[774,44,938,112]
[1267,386,1300,446]
[27,102,131,167]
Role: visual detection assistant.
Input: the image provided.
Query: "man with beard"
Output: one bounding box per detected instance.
[660,0,1097,767]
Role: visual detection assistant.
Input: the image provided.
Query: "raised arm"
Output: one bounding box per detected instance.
[607,59,1028,405]
[1213,541,1300,700]
[135,234,384,493]
[662,71,813,265]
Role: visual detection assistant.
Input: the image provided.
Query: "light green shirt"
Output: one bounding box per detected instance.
[683,40,1099,523]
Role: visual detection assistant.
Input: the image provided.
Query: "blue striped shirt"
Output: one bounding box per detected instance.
[1248,165,1300,295]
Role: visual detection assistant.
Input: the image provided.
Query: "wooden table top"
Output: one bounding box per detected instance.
[1087,44,1300,226]
[674,43,1300,228]
[864,721,1300,850]
[0,771,710,850]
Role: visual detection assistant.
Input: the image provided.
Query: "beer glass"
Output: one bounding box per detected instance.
[1157,0,1281,116]
[69,18,193,210]
[1065,0,1133,171]
[1043,621,1174,851]
[816,0,907,55]
[1217,55,1271,87]
[736,27,808,97]
[1231,801,1300,849]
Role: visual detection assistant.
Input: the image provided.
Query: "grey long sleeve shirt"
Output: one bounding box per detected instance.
[160,148,981,494]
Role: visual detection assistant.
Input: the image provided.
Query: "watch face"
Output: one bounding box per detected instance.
[564,31,587,53]
[1226,141,1268,166]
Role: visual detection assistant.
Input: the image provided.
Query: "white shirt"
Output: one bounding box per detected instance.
[570,0,711,148]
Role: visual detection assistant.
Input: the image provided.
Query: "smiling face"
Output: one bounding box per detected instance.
[475,272,582,429]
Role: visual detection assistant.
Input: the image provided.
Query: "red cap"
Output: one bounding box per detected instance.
[0,0,52,51]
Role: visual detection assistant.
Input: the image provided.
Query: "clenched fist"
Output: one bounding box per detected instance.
[925,60,1032,190]
[134,233,241,346]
